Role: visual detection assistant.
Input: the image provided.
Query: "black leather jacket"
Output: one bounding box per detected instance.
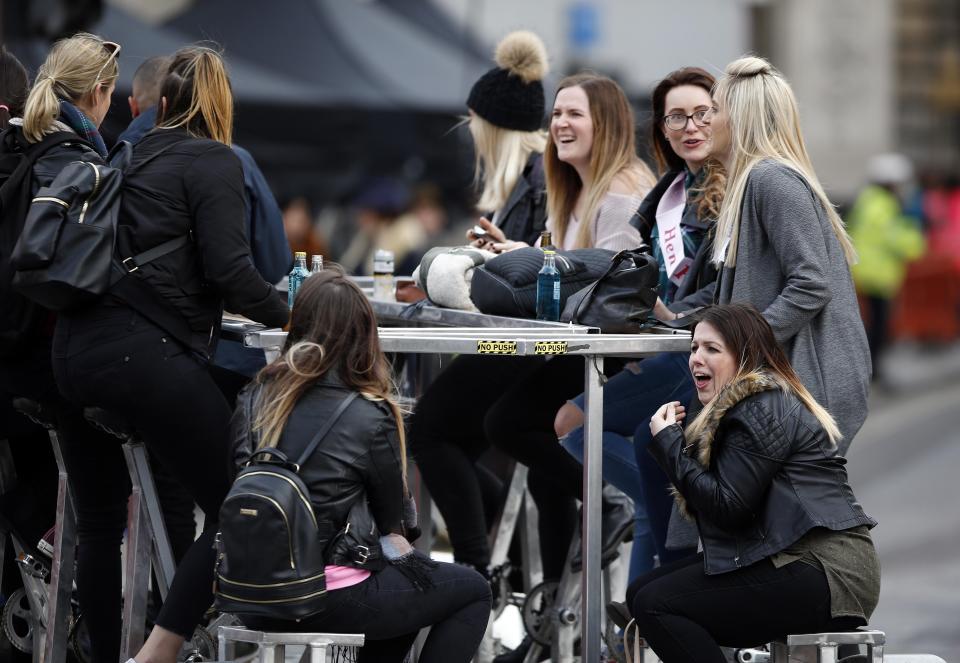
[231,377,405,570]
[650,371,876,575]
[493,153,547,245]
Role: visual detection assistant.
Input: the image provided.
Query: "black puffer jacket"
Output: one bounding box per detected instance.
[231,377,405,570]
[650,371,876,575]
[115,128,288,356]
[493,153,547,245]
[630,169,718,311]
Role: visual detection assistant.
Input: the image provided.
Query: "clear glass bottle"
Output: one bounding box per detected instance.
[373,249,395,301]
[536,249,561,321]
[287,251,310,308]
[310,254,324,274]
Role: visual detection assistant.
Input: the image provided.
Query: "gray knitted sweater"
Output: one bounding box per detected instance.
[714,160,871,452]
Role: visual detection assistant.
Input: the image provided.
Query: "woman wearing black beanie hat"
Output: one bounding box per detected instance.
[465,29,549,247]
[408,30,550,593]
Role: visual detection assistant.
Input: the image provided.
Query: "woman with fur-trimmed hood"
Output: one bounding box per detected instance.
[626,304,879,663]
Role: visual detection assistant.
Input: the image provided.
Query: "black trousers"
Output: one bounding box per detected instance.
[408,354,543,570]
[627,553,865,663]
[53,305,234,661]
[244,560,492,663]
[486,356,625,579]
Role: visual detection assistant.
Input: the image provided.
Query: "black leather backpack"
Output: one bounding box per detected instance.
[214,393,357,620]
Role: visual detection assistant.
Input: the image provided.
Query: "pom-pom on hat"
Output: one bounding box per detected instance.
[467,30,548,132]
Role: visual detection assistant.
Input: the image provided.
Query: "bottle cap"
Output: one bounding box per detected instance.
[295,251,307,259]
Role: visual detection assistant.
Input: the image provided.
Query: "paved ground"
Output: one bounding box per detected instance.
[844,341,960,662]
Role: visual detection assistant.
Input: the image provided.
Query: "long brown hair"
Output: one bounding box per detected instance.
[252,266,407,479]
[545,73,655,248]
[650,66,725,221]
[156,45,233,145]
[685,304,841,445]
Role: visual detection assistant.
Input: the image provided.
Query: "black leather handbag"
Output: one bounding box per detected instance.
[560,248,659,333]
[469,246,616,318]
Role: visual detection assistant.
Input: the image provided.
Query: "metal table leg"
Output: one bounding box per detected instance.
[582,355,604,663]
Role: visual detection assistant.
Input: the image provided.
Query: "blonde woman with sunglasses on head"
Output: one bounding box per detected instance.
[703,56,871,451]
[51,46,288,663]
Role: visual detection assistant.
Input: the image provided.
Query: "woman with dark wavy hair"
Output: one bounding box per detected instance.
[233,266,491,663]
[628,303,879,662]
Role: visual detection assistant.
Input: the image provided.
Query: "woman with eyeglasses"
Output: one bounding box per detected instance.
[555,67,725,579]
[1,33,132,663]
[52,46,288,663]
[702,56,871,451]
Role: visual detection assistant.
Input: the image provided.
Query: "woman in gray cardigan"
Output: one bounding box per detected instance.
[702,56,871,452]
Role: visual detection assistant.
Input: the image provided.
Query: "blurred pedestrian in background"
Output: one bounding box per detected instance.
[846,153,926,381]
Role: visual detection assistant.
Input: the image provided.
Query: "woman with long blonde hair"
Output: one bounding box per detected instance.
[628,304,879,662]
[409,30,550,587]
[704,56,870,450]
[234,267,491,663]
[52,46,289,663]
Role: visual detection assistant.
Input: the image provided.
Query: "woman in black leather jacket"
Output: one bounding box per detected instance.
[52,47,289,663]
[627,304,880,663]
[234,266,491,663]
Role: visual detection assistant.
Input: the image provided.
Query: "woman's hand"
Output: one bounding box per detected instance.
[492,240,530,253]
[466,216,507,251]
[650,401,686,436]
[653,297,679,322]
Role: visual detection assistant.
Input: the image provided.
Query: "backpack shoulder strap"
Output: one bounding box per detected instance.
[293,393,359,468]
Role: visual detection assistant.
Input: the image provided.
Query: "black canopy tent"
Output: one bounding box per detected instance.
[86,0,495,205]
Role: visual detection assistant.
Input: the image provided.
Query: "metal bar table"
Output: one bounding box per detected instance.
[239,323,690,663]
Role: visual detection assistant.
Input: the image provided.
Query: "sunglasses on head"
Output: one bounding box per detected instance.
[94,41,121,86]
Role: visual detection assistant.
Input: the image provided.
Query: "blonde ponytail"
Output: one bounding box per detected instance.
[23,76,60,142]
[157,46,233,145]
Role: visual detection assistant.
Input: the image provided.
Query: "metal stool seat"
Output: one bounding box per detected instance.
[772,629,885,663]
[218,625,364,663]
[81,406,177,660]
[8,396,76,663]
[11,397,57,430]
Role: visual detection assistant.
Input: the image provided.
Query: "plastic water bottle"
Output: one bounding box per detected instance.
[287,251,309,308]
[310,254,324,273]
[373,249,395,301]
[536,249,561,321]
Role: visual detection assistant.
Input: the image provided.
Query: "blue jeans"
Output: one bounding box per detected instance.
[562,352,695,578]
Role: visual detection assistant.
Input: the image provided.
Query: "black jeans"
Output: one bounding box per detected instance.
[486,356,625,579]
[245,560,492,663]
[53,305,234,660]
[627,554,865,663]
[408,354,544,570]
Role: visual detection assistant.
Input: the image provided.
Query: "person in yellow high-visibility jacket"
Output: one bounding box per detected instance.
[847,154,926,380]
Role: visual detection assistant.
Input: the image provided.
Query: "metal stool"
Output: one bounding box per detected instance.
[10,397,76,663]
[771,629,885,663]
[218,625,364,663]
[82,407,177,660]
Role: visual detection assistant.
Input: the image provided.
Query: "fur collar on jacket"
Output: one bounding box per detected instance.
[673,370,787,518]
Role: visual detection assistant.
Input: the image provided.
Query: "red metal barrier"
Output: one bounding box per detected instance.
[890,254,960,342]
